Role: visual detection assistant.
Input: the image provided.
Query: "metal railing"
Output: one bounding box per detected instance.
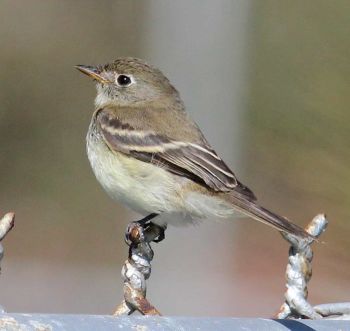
[0,210,349,331]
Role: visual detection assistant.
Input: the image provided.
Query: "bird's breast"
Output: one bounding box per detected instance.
[86,119,183,215]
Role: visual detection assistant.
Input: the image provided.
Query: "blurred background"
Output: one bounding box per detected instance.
[0,0,349,316]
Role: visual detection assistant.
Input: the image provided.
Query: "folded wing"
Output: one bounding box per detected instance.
[97,109,252,195]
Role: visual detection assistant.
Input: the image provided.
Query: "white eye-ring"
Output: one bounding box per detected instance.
[115,74,135,87]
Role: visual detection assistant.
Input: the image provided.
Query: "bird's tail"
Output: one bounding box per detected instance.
[228,193,312,239]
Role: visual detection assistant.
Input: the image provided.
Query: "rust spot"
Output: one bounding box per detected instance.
[135,297,161,316]
[129,226,141,242]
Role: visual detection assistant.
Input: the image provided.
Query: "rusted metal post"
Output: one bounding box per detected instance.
[277,214,327,319]
[113,221,163,316]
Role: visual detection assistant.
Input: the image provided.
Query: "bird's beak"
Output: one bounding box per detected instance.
[75,65,110,84]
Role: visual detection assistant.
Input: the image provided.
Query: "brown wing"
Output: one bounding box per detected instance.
[97,109,256,199]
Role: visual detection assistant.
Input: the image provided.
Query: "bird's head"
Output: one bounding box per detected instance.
[75,57,180,109]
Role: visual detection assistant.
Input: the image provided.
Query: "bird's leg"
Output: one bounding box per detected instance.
[136,213,158,227]
[125,213,166,244]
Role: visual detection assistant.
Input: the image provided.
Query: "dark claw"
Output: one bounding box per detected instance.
[125,214,159,246]
[151,224,166,243]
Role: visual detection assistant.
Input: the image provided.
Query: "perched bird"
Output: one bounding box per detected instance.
[76,57,310,239]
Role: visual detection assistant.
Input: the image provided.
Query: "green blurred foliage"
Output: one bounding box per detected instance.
[244,1,350,242]
[236,0,350,305]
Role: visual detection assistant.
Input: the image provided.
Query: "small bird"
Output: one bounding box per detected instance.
[76,57,310,239]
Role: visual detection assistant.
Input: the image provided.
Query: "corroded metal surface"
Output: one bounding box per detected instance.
[113,221,162,316]
[277,214,327,319]
[277,214,350,320]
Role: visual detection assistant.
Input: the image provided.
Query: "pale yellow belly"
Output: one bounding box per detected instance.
[86,127,235,225]
[87,133,185,215]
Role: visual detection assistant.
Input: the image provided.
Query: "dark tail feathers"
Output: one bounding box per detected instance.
[229,194,312,239]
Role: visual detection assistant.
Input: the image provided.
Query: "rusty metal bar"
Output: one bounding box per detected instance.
[277,214,350,320]
[277,214,327,319]
[113,221,163,316]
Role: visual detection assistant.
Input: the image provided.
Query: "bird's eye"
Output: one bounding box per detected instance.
[116,74,132,86]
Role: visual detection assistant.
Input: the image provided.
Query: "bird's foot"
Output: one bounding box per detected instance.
[124,213,166,245]
[152,224,166,243]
